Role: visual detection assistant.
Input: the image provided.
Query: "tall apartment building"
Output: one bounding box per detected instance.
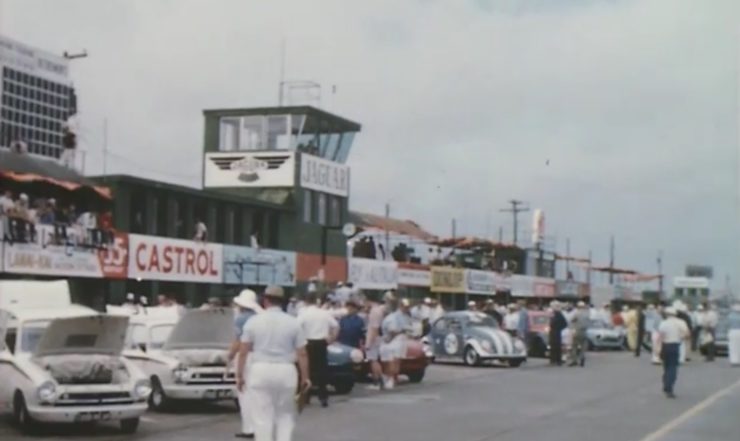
[0,34,77,160]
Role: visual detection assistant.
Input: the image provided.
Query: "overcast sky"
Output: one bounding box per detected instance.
[2,0,738,290]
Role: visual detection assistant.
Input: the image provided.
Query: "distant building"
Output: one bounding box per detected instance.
[0,34,77,161]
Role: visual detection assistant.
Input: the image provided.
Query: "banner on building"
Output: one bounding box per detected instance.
[300,154,350,197]
[397,268,431,287]
[556,280,588,298]
[430,267,466,293]
[348,258,397,290]
[465,269,496,295]
[128,235,222,283]
[204,152,295,188]
[223,245,296,287]
[510,275,555,298]
[1,224,128,278]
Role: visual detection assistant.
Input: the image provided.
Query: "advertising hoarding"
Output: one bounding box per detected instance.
[223,245,296,287]
[465,269,496,295]
[348,258,397,290]
[1,224,128,278]
[128,235,222,283]
[300,154,350,197]
[397,268,431,287]
[430,267,466,293]
[204,152,295,188]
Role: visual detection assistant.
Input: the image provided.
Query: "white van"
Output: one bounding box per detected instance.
[0,280,151,434]
[110,306,236,411]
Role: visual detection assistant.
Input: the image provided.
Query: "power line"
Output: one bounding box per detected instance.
[499,199,529,245]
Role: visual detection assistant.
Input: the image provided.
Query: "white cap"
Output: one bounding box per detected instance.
[577,301,586,308]
[665,307,678,316]
[19,193,28,201]
[233,289,263,312]
[423,297,432,304]
[468,301,476,307]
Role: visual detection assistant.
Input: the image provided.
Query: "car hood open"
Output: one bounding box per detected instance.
[164,308,234,350]
[35,315,129,357]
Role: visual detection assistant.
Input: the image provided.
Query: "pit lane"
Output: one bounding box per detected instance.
[1,353,738,441]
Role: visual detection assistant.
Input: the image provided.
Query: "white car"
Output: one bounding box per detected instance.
[114,306,237,411]
[0,282,150,434]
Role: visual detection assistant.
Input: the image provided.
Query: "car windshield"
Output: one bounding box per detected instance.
[589,320,609,329]
[19,320,50,353]
[466,314,498,328]
[150,324,174,349]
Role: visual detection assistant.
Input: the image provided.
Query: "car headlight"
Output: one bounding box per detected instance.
[37,381,57,402]
[481,340,492,352]
[514,339,526,353]
[327,345,344,355]
[349,349,364,364]
[134,379,152,399]
[173,365,189,383]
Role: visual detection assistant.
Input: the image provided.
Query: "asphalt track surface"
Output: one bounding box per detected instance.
[2,352,738,441]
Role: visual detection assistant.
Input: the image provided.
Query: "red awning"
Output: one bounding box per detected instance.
[0,170,112,199]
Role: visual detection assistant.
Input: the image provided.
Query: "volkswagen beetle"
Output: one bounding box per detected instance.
[428,311,527,367]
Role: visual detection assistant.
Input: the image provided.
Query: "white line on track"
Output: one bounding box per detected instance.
[638,377,740,441]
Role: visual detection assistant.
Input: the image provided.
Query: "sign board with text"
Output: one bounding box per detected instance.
[465,270,496,295]
[348,258,397,290]
[128,235,222,283]
[1,224,128,279]
[430,267,466,293]
[204,152,295,188]
[397,268,431,287]
[222,245,296,287]
[300,154,350,197]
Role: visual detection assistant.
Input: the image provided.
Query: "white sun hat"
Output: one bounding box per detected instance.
[233,289,263,312]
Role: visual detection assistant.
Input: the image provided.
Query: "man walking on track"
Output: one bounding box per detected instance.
[549,302,567,366]
[297,292,339,407]
[569,301,589,367]
[228,289,263,439]
[236,286,311,441]
[658,307,689,399]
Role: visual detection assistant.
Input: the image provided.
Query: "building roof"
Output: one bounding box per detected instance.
[88,174,293,211]
[349,210,437,241]
[203,105,361,132]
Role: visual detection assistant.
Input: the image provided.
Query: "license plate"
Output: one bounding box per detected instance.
[74,411,111,422]
[205,389,233,399]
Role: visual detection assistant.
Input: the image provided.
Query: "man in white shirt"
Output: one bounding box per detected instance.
[193,218,208,241]
[297,292,338,407]
[658,307,690,398]
[504,304,520,336]
[236,286,310,441]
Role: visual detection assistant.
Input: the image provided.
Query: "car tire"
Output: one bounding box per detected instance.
[149,377,169,411]
[508,359,524,368]
[120,417,140,434]
[587,340,595,351]
[332,378,355,395]
[463,346,480,366]
[407,370,426,383]
[12,392,36,434]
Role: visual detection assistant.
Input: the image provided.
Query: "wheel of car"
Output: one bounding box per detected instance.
[587,340,595,351]
[332,378,355,395]
[149,378,169,411]
[12,393,35,434]
[407,370,426,383]
[120,417,140,434]
[463,346,480,366]
[508,359,524,368]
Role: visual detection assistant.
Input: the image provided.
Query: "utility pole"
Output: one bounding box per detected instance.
[609,235,615,285]
[657,250,663,298]
[278,39,286,106]
[384,203,390,257]
[102,118,108,179]
[451,218,457,239]
[566,237,571,274]
[499,199,529,246]
[498,226,503,243]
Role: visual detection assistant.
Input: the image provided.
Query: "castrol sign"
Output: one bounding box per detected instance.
[128,235,223,283]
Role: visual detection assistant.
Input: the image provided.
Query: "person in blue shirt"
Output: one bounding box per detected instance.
[338,300,365,348]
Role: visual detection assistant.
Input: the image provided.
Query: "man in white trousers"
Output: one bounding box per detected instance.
[728,304,740,366]
[236,286,311,441]
[228,289,263,438]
